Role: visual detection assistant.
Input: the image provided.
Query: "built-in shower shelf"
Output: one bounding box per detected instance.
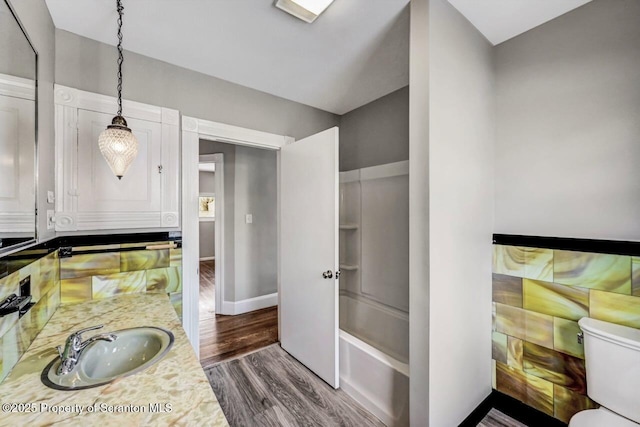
[339,264,359,271]
[339,224,359,230]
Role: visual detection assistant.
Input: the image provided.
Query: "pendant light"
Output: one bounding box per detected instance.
[98,0,138,180]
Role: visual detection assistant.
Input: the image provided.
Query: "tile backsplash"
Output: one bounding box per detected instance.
[492,243,640,423]
[0,235,182,384]
[59,242,182,318]
[0,250,60,382]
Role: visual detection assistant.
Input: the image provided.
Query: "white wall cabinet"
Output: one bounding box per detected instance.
[54,85,180,231]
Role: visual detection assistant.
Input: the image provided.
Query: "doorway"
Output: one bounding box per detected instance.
[182,117,291,356]
[197,141,279,367]
[182,117,341,385]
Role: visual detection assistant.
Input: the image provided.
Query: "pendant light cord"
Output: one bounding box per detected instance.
[116,0,124,116]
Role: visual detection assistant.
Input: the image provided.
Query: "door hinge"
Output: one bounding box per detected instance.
[158,165,163,174]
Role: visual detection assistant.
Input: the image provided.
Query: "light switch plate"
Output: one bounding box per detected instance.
[46,210,55,230]
[246,214,253,224]
[47,191,55,204]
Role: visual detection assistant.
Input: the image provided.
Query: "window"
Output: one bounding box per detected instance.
[199,195,215,220]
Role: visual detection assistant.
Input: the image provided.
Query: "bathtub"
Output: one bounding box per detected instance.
[340,295,409,427]
[339,292,408,363]
[339,330,409,427]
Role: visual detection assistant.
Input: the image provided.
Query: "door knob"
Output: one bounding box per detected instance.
[322,270,333,279]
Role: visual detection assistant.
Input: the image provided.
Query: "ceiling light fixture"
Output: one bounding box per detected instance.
[275,0,335,23]
[98,0,138,180]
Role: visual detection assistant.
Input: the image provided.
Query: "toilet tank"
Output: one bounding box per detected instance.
[580,317,640,423]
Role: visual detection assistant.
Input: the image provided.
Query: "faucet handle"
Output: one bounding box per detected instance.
[68,324,105,348]
[56,345,64,359]
[74,324,104,336]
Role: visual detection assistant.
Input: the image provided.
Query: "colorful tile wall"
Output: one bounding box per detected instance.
[491,244,640,423]
[59,243,182,320]
[0,250,60,383]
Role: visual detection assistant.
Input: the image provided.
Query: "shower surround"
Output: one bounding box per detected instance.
[339,160,409,426]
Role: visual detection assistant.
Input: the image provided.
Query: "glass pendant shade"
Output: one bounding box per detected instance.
[98,115,138,180]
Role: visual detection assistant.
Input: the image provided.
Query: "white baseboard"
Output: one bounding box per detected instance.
[220,292,277,316]
[199,256,215,261]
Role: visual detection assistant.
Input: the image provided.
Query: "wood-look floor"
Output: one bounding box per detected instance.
[199,260,279,368]
[478,409,528,427]
[206,344,385,427]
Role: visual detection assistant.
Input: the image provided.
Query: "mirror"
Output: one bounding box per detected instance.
[0,0,37,254]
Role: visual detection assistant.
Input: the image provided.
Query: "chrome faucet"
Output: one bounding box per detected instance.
[56,325,117,375]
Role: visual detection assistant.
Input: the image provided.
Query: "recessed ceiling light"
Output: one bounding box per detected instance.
[275,0,335,23]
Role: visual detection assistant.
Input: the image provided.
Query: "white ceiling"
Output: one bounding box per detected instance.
[447,0,593,45]
[45,0,410,115]
[45,0,592,114]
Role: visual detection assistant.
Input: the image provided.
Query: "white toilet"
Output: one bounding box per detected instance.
[569,317,640,427]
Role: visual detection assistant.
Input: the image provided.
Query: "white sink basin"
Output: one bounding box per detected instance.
[42,326,174,390]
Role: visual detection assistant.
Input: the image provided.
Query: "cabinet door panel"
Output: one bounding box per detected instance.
[77,110,161,213]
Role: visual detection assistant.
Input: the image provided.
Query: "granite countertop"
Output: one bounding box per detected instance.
[0,293,228,426]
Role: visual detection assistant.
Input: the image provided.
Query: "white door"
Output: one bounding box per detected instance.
[280,127,340,388]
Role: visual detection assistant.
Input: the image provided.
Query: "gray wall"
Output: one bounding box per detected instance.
[1,1,36,79]
[233,146,277,301]
[199,221,215,259]
[428,0,494,423]
[199,171,215,259]
[495,0,640,240]
[11,0,56,242]
[199,171,215,194]
[199,141,277,302]
[339,85,409,171]
[55,30,339,141]
[409,0,430,424]
[410,0,495,425]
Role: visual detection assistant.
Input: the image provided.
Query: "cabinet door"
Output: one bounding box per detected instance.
[76,109,162,214]
[55,85,180,231]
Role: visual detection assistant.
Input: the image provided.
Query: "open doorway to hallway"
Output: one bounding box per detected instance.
[197,142,278,368]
